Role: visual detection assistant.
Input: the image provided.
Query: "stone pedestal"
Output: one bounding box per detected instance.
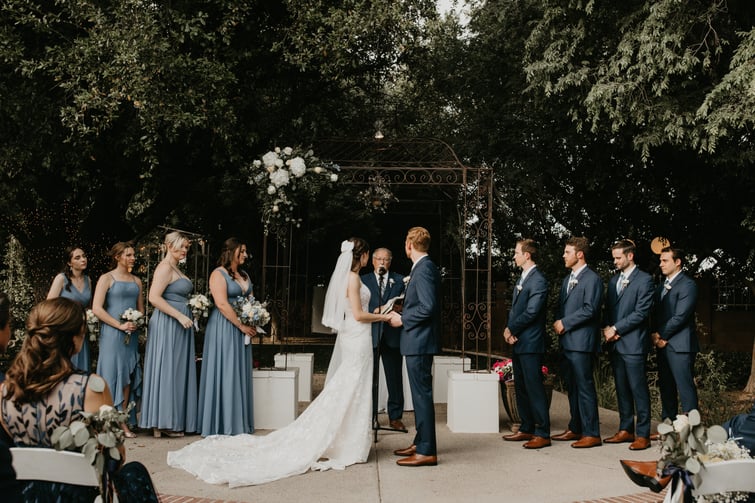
[377,357,413,412]
[274,352,314,402]
[432,356,470,403]
[252,368,299,429]
[446,370,500,433]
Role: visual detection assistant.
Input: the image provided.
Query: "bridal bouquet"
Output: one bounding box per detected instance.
[120,308,145,345]
[85,309,100,342]
[188,293,212,331]
[232,296,271,345]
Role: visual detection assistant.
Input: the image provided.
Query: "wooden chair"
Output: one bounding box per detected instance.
[10,447,103,502]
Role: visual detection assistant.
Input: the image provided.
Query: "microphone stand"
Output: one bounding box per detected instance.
[372,267,408,442]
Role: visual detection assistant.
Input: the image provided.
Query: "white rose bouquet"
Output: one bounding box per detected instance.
[188,293,211,331]
[85,309,100,342]
[120,308,145,345]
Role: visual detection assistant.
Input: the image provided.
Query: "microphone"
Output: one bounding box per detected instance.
[377,266,386,275]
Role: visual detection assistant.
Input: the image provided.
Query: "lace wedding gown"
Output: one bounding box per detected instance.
[167,283,374,487]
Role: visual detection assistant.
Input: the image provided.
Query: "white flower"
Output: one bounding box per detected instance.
[330,173,338,182]
[252,159,261,168]
[288,156,306,177]
[664,282,673,291]
[673,414,689,432]
[274,158,284,168]
[621,278,630,289]
[314,166,323,174]
[266,185,276,195]
[272,204,279,213]
[568,278,579,289]
[98,404,114,414]
[283,146,293,156]
[262,151,278,167]
[403,275,411,285]
[388,278,395,287]
[269,168,290,187]
[274,146,280,153]
[516,285,523,292]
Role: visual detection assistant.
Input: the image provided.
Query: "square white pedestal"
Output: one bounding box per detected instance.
[377,357,414,412]
[446,370,500,433]
[274,352,314,402]
[252,368,299,429]
[432,356,470,403]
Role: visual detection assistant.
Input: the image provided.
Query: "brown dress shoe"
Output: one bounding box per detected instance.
[502,431,534,442]
[389,419,407,431]
[628,437,651,450]
[393,445,416,456]
[551,430,581,441]
[649,433,661,441]
[571,436,602,448]
[604,430,635,443]
[396,453,438,467]
[523,436,551,449]
[620,459,671,493]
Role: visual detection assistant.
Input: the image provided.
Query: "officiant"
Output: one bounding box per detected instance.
[362,247,406,430]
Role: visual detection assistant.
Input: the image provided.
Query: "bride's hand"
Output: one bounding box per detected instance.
[386,312,402,328]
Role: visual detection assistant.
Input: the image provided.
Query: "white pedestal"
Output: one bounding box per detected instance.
[432,356,470,403]
[274,352,314,402]
[446,370,500,433]
[377,357,414,412]
[252,368,299,429]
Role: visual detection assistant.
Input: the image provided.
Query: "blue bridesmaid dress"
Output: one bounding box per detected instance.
[197,268,254,436]
[59,275,92,372]
[96,277,142,426]
[139,278,198,433]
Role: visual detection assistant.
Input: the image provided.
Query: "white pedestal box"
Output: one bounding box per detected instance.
[252,368,299,429]
[432,356,470,403]
[446,370,500,433]
[274,352,314,402]
[377,357,414,412]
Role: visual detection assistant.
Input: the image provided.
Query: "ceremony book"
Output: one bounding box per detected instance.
[381,294,405,315]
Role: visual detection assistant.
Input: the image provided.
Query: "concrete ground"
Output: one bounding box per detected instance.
[125,376,664,503]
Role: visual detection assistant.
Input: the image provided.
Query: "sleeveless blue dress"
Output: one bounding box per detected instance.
[95,278,142,426]
[59,275,92,373]
[139,278,198,433]
[197,268,254,436]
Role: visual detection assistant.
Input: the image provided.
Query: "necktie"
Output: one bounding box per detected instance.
[567,273,576,293]
[661,278,671,298]
[379,274,385,299]
[617,273,625,294]
[513,276,523,299]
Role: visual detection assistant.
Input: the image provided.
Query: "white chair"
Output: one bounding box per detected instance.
[693,459,755,496]
[10,447,103,502]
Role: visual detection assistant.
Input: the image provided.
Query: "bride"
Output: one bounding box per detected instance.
[167,238,399,487]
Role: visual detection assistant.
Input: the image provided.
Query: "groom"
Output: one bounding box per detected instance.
[391,226,441,467]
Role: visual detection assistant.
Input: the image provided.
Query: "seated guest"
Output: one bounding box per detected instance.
[0,298,159,502]
[0,438,22,503]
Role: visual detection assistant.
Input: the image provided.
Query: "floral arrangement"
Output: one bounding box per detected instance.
[85,309,100,343]
[657,410,752,503]
[232,295,271,345]
[246,146,340,236]
[358,174,398,213]
[492,358,550,382]
[188,293,212,331]
[119,308,145,345]
[51,375,134,501]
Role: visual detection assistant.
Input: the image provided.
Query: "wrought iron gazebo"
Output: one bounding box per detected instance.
[258,137,493,369]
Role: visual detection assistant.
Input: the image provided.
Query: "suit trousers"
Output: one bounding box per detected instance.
[512,353,550,438]
[405,354,436,456]
[610,352,651,437]
[374,338,404,421]
[560,350,600,437]
[658,345,698,420]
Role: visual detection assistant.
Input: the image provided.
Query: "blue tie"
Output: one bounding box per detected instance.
[379,274,385,299]
[567,273,576,293]
[661,278,671,298]
[617,273,625,294]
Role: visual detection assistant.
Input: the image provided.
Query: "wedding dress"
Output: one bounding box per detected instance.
[167,265,373,487]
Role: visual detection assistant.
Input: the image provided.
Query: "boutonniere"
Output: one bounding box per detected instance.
[516,285,523,292]
[664,282,672,292]
[388,278,395,287]
[568,278,579,289]
[621,278,630,289]
[403,275,411,286]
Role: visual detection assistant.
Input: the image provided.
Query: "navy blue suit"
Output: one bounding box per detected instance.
[653,272,699,419]
[604,267,654,437]
[507,266,550,438]
[400,255,441,456]
[558,266,603,437]
[362,270,406,421]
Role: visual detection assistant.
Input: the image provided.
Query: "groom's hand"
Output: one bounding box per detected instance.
[387,312,403,328]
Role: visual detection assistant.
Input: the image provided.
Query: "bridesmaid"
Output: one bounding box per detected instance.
[140,231,197,438]
[197,237,256,436]
[47,246,92,372]
[92,241,144,438]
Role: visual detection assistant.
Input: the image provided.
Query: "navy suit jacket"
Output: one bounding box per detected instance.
[604,268,655,355]
[507,266,548,355]
[400,256,441,356]
[652,272,699,352]
[361,270,405,348]
[558,266,604,353]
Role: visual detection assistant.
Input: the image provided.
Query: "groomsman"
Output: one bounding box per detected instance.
[502,239,551,449]
[392,227,441,467]
[552,236,604,448]
[602,239,654,450]
[651,246,699,424]
[362,247,406,430]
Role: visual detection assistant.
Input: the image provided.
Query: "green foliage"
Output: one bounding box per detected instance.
[0,236,35,369]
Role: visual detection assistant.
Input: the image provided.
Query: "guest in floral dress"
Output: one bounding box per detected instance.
[93,241,144,438]
[47,246,93,372]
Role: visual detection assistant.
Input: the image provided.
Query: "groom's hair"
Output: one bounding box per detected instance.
[407,227,431,252]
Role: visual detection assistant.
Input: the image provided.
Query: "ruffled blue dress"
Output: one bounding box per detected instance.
[197,268,254,436]
[59,275,92,372]
[140,278,198,433]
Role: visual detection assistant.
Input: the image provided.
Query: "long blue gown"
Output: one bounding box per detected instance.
[59,275,92,372]
[96,278,142,426]
[197,268,254,436]
[139,278,198,433]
